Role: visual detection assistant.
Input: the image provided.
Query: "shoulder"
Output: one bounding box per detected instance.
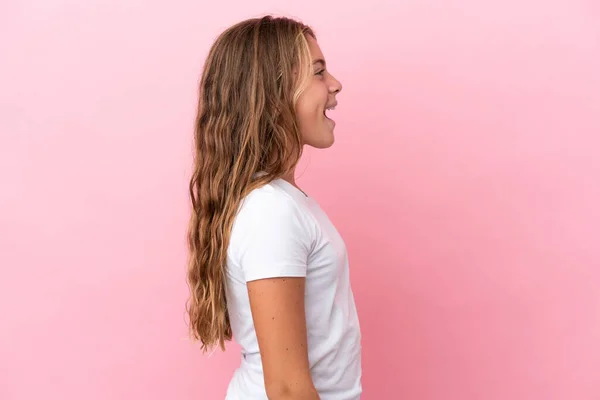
[234,182,313,235]
[229,183,317,280]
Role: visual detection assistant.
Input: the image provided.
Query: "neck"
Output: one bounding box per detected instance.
[280,169,308,197]
[281,170,296,186]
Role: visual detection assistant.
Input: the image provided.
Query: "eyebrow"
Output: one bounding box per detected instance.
[312,59,326,67]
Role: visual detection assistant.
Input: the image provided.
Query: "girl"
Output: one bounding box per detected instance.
[187,15,362,400]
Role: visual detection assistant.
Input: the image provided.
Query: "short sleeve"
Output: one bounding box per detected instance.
[231,190,313,282]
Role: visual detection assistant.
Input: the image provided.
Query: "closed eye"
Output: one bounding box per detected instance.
[315,69,325,76]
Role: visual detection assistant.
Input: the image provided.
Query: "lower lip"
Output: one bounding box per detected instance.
[324,113,335,128]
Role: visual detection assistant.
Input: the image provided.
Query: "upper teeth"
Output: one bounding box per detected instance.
[327,106,335,110]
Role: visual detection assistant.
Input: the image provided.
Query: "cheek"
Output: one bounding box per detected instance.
[297,83,328,116]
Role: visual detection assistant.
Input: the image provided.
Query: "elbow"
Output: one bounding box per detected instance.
[265,380,319,400]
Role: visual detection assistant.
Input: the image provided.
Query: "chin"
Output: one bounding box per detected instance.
[309,137,335,149]
[305,130,335,149]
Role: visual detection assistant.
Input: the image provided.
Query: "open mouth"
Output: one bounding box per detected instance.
[324,105,336,120]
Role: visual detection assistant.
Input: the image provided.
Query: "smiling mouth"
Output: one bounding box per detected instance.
[324,105,336,120]
[323,111,336,128]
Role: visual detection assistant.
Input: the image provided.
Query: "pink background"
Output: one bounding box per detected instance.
[1,0,599,399]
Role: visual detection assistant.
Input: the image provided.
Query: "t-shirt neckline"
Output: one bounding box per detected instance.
[275,178,309,199]
[253,171,310,200]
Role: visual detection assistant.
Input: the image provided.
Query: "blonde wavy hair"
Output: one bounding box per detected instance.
[187,15,316,352]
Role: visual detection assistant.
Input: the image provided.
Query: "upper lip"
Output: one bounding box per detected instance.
[325,102,338,109]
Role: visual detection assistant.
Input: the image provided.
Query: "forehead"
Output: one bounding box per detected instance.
[306,36,325,61]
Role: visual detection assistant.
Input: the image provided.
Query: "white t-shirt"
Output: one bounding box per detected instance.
[224,178,362,400]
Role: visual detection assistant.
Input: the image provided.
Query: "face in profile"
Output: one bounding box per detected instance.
[295,36,343,149]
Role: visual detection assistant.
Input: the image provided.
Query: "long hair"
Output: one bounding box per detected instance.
[186,15,316,352]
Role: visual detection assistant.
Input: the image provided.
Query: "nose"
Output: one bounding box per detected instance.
[330,75,342,94]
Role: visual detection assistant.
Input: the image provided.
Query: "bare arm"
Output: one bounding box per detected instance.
[247,276,320,400]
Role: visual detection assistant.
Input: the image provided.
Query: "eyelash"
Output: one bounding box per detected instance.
[315,69,325,76]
